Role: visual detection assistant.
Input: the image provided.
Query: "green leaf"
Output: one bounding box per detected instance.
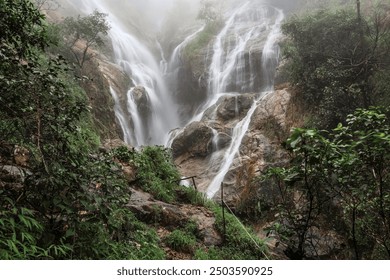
[65,228,75,238]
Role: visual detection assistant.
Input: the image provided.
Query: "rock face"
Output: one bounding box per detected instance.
[0,143,32,196]
[129,85,152,133]
[171,122,214,161]
[216,94,255,121]
[0,165,31,187]
[170,86,348,259]
[131,86,150,116]
[92,58,132,140]
[171,88,293,202]
[174,53,209,119]
[127,187,222,247]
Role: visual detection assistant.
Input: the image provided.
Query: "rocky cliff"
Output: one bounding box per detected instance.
[171,87,296,204]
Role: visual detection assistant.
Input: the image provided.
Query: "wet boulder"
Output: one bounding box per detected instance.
[171,121,214,160]
[216,94,255,121]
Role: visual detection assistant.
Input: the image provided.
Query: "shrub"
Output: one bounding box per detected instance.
[134,146,180,203]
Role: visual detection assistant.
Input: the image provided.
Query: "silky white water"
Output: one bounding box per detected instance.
[62,0,285,197]
[205,2,285,197]
[66,0,181,147]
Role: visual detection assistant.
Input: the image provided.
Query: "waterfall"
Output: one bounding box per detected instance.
[62,0,285,198]
[207,1,280,96]
[205,2,285,198]
[66,0,180,147]
[109,87,133,144]
[108,13,180,146]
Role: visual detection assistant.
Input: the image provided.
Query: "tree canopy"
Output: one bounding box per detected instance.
[264,107,390,259]
[0,0,129,259]
[61,10,110,70]
[281,5,390,127]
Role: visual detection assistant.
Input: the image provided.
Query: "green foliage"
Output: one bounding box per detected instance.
[195,246,262,260]
[0,204,69,259]
[45,22,62,49]
[180,186,210,206]
[0,0,150,260]
[264,107,390,259]
[206,204,267,259]
[0,0,46,59]
[0,0,48,137]
[134,146,180,203]
[164,229,197,253]
[332,107,390,259]
[264,128,334,259]
[112,145,135,163]
[0,0,276,261]
[281,6,390,128]
[60,10,110,69]
[95,209,165,260]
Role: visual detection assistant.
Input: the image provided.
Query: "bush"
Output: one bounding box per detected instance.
[199,204,268,260]
[0,205,69,259]
[134,146,180,202]
[263,107,390,259]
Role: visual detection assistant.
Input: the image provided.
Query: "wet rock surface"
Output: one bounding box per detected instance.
[171,121,214,161]
[172,88,292,199]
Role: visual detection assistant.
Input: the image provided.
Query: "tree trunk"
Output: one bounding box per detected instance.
[356,0,371,107]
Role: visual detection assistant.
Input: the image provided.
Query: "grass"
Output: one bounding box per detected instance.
[196,203,268,260]
[164,229,197,253]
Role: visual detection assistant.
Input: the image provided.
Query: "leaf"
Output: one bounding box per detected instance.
[289,136,301,149]
[65,228,75,238]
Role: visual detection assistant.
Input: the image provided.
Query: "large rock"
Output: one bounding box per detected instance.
[0,165,31,184]
[172,87,294,200]
[216,94,255,121]
[0,143,30,167]
[225,89,291,206]
[0,165,32,195]
[171,121,214,161]
[250,89,291,132]
[127,187,222,246]
[130,86,151,120]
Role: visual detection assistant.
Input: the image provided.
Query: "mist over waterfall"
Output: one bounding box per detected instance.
[63,0,284,145]
[61,0,286,198]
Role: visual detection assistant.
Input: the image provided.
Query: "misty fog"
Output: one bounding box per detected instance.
[57,0,304,42]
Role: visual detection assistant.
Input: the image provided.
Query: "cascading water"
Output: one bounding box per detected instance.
[165,25,207,126]
[63,0,285,198]
[204,2,285,198]
[66,0,181,147]
[207,1,282,96]
[108,14,180,146]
